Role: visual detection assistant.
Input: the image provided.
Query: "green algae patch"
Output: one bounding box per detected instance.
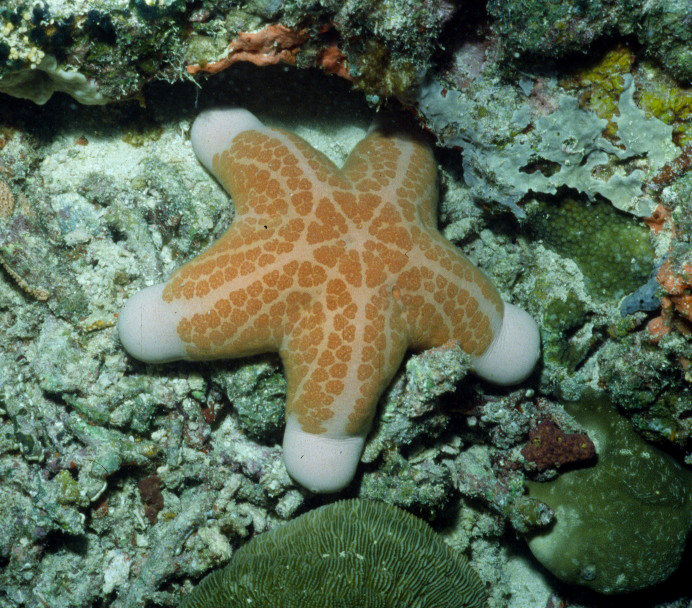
[180,499,487,608]
[528,197,655,301]
[638,64,692,147]
[54,469,82,506]
[525,394,692,594]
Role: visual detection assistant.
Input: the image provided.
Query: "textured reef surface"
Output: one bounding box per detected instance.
[0,1,690,608]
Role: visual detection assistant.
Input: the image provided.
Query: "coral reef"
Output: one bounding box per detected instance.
[563,44,692,147]
[0,1,690,607]
[657,258,692,324]
[0,54,107,105]
[0,0,454,105]
[186,24,350,80]
[0,177,14,217]
[180,499,487,607]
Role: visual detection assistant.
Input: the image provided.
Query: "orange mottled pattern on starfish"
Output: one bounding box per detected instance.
[161,125,503,435]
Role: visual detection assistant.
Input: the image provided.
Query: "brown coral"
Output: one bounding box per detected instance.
[642,150,692,345]
[186,24,351,80]
[521,420,595,471]
[657,259,692,323]
[647,260,692,345]
[187,25,309,75]
[137,474,164,524]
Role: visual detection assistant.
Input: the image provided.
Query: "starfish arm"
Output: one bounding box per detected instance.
[117,256,290,363]
[399,232,504,354]
[471,302,541,385]
[120,211,310,361]
[190,107,264,175]
[282,417,366,494]
[398,232,540,384]
[342,128,438,227]
[280,287,408,492]
[194,109,345,220]
[117,283,188,363]
[157,227,310,360]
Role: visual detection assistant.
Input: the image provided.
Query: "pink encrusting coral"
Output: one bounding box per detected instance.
[118,108,540,492]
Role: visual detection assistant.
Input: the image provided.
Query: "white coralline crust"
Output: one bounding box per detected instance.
[471,303,540,385]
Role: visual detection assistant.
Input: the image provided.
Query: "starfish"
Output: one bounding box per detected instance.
[118,108,540,493]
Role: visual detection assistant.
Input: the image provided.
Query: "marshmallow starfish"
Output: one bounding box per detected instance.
[118,109,540,493]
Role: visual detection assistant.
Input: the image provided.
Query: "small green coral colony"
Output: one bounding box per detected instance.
[528,197,654,300]
[180,500,487,608]
[525,394,692,594]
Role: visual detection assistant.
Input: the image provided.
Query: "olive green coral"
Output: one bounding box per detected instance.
[180,499,487,608]
[525,393,692,594]
[528,197,654,300]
